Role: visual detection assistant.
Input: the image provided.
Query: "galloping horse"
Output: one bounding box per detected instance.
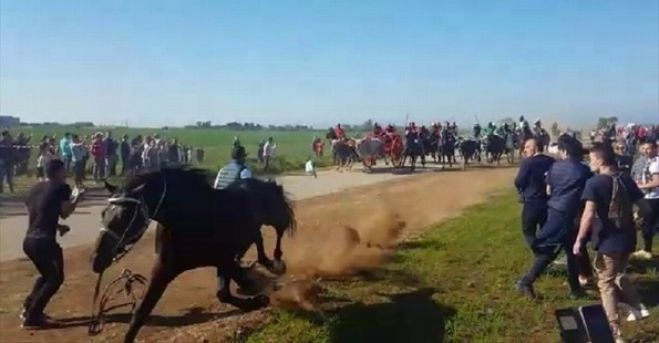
[458,138,481,169]
[438,130,457,168]
[357,134,404,169]
[401,133,425,171]
[91,167,295,342]
[484,134,506,165]
[503,131,517,164]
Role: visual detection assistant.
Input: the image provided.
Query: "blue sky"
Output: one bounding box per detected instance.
[1,0,657,128]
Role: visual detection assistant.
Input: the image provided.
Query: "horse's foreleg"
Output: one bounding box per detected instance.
[255,232,273,269]
[124,260,176,343]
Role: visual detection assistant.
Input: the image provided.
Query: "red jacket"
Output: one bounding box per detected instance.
[91,140,105,159]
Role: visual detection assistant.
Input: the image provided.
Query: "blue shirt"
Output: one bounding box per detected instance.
[514,154,555,204]
[581,173,644,253]
[546,158,592,216]
[59,137,72,157]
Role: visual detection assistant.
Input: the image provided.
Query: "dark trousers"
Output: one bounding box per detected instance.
[521,202,547,248]
[22,238,64,319]
[520,209,582,293]
[641,198,659,252]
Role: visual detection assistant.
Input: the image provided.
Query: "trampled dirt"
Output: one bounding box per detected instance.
[0,167,514,342]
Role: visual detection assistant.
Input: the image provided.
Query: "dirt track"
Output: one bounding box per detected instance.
[0,167,515,343]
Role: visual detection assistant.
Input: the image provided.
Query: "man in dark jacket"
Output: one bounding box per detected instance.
[517,135,591,299]
[120,135,130,176]
[514,138,555,248]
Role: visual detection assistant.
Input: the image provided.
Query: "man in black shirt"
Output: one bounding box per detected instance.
[514,138,555,248]
[613,141,633,176]
[22,159,82,328]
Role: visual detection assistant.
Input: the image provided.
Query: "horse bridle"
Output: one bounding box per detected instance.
[100,176,167,261]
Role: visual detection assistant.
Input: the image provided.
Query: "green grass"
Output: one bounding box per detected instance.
[244,191,659,343]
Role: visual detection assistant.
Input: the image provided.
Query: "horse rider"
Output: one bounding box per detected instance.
[484,122,497,136]
[405,122,418,137]
[450,121,458,134]
[372,122,384,138]
[334,124,346,141]
[497,123,511,136]
[533,119,546,136]
[519,116,530,131]
[431,122,441,136]
[22,159,83,328]
[473,123,482,139]
[213,146,252,189]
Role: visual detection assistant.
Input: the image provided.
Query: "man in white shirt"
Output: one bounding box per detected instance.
[262,137,276,171]
[634,140,659,259]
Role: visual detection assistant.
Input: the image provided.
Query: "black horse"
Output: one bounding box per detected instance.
[438,130,457,168]
[419,128,438,163]
[484,134,506,165]
[459,138,481,169]
[91,167,295,342]
[401,133,425,171]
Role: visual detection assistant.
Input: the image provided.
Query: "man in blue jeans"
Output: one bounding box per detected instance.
[516,134,591,299]
[514,137,555,248]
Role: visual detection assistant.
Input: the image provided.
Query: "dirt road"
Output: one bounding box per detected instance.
[0,167,515,343]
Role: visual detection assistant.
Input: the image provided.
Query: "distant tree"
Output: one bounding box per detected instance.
[361,119,373,131]
[597,116,618,129]
[500,117,515,125]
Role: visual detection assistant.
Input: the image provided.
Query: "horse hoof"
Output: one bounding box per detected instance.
[269,260,287,275]
[255,294,270,307]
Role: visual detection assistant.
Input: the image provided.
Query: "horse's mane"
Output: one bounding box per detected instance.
[123,166,213,193]
[226,178,297,234]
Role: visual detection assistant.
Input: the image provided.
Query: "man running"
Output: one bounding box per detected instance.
[22,159,82,328]
[573,143,650,341]
[516,134,591,299]
[514,138,555,248]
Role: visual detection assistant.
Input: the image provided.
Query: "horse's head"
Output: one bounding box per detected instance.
[91,174,167,273]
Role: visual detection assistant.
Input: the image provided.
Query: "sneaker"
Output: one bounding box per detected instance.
[578,275,592,287]
[515,280,537,300]
[21,314,59,330]
[631,250,653,260]
[622,303,650,322]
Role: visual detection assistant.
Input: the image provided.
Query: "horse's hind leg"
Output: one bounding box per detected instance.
[124,260,177,343]
[216,260,269,311]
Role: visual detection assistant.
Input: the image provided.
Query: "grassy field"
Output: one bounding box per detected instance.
[4,125,363,196]
[244,191,658,343]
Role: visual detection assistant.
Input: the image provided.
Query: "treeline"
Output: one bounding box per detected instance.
[18,121,96,128]
[184,121,316,131]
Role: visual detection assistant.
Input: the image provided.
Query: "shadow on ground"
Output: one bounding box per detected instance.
[326,287,455,343]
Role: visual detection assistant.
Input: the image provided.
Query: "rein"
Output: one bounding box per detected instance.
[88,176,166,335]
[88,269,147,335]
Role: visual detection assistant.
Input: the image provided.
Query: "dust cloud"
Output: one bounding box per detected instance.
[270,204,406,311]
